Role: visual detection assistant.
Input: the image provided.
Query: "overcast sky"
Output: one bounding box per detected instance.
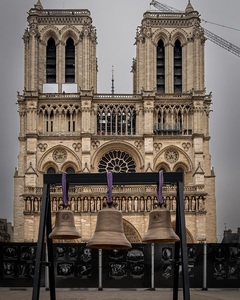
[0,0,240,241]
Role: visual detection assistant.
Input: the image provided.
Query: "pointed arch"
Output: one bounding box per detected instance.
[173,162,188,173]
[42,161,59,174]
[65,37,75,83]
[171,28,188,45]
[46,37,56,83]
[91,141,144,172]
[155,162,170,172]
[173,161,191,182]
[172,222,194,243]
[154,145,193,171]
[61,26,80,44]
[152,29,170,45]
[40,26,60,42]
[174,39,182,93]
[156,39,165,93]
[123,219,142,243]
[38,145,82,172]
[46,167,56,174]
[61,161,79,173]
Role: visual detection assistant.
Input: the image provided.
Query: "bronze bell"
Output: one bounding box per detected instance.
[49,208,81,240]
[142,205,180,244]
[87,205,132,250]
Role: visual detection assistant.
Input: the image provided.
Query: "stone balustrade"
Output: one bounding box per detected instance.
[23,189,206,214]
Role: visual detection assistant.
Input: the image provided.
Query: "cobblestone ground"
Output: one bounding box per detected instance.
[0,288,240,300]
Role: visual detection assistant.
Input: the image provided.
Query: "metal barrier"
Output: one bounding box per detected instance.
[1,242,239,289]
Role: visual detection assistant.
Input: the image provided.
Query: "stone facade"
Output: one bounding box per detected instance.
[13,1,216,243]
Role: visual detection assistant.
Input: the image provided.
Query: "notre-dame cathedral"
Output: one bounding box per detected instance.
[13,0,216,243]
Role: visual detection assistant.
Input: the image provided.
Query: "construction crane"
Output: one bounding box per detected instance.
[150,0,240,58]
[150,0,182,12]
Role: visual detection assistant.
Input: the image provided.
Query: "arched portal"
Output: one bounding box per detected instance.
[172,222,194,243]
[123,219,142,243]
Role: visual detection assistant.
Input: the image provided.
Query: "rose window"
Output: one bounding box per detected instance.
[98,150,136,173]
[52,148,67,163]
[164,148,179,164]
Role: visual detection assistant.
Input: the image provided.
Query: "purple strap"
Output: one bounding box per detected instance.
[157,170,164,205]
[107,171,113,204]
[62,172,68,207]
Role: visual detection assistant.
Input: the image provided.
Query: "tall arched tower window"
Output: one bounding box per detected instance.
[46,38,56,83]
[174,39,182,93]
[156,39,165,93]
[65,38,75,83]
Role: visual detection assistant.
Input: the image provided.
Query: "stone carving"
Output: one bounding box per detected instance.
[153,142,162,152]
[91,140,100,150]
[53,148,67,163]
[134,141,143,150]
[38,143,48,152]
[165,148,179,164]
[182,142,191,151]
[72,143,81,152]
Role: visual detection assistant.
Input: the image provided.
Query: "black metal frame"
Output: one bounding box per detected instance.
[32,172,190,300]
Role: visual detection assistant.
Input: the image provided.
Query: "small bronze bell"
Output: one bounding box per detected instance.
[142,205,180,244]
[87,204,132,250]
[49,208,81,240]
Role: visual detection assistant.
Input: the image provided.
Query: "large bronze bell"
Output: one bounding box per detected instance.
[49,208,81,240]
[87,204,132,250]
[142,205,180,244]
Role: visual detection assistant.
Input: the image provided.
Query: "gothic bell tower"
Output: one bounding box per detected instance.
[132,1,216,242]
[23,0,97,94]
[14,0,97,241]
[133,1,205,94]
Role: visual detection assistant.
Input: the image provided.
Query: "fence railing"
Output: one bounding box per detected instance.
[0,243,239,289]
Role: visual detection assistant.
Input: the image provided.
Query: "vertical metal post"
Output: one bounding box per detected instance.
[32,184,50,300]
[151,243,155,290]
[177,181,190,300]
[45,244,49,290]
[98,249,103,291]
[45,192,56,300]
[202,243,208,290]
[173,201,180,300]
